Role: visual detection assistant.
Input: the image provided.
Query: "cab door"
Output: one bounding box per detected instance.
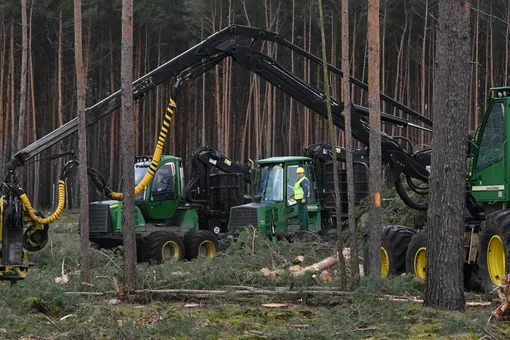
[147,161,180,220]
[470,101,507,202]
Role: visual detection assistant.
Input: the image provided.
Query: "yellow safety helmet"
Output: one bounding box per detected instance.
[296,167,305,174]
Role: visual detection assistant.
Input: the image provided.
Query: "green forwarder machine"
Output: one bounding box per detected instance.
[86,144,252,263]
[227,145,370,241]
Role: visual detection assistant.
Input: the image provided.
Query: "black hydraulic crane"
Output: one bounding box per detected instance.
[7,25,433,212]
[184,146,252,233]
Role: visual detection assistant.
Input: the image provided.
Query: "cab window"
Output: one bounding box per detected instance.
[287,165,298,201]
[475,103,505,171]
[151,162,177,201]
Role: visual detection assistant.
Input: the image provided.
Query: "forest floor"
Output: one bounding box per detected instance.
[0,209,509,340]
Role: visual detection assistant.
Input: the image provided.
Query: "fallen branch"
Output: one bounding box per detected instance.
[65,288,351,297]
[382,294,491,307]
[62,288,492,307]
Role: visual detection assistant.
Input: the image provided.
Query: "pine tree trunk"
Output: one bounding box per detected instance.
[505,3,509,85]
[317,0,347,289]
[0,16,5,177]
[393,8,407,119]
[28,0,38,207]
[342,0,359,284]
[421,0,429,117]
[484,18,489,114]
[288,0,295,154]
[424,0,470,312]
[83,19,91,104]
[489,1,494,88]
[74,0,90,284]
[9,18,15,156]
[381,4,386,114]
[351,14,357,101]
[55,7,64,208]
[366,0,382,276]
[474,0,479,128]
[18,0,28,152]
[121,0,136,290]
[109,25,116,185]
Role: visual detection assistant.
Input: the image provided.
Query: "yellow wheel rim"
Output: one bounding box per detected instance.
[162,241,180,262]
[381,247,389,278]
[198,240,216,258]
[488,235,505,286]
[413,247,426,280]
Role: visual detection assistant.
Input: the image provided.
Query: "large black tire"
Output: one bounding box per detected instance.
[365,225,416,277]
[405,231,427,280]
[479,209,510,294]
[144,230,185,263]
[183,230,219,260]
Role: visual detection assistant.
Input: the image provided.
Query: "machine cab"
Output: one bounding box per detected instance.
[469,87,510,206]
[256,157,318,205]
[253,156,321,232]
[134,155,185,221]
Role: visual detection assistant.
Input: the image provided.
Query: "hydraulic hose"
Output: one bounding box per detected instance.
[108,97,176,200]
[394,176,428,211]
[16,160,77,225]
[19,180,65,224]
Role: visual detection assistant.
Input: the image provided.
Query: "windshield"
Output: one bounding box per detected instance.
[135,166,148,185]
[258,165,284,201]
[134,165,149,201]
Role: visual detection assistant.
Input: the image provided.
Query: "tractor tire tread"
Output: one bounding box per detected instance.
[479,209,510,294]
[144,230,185,263]
[183,230,219,260]
[405,231,427,276]
[382,225,417,275]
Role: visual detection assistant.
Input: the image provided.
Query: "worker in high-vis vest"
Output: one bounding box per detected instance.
[290,167,309,231]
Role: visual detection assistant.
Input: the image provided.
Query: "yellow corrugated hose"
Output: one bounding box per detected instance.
[109,97,175,200]
[19,180,65,224]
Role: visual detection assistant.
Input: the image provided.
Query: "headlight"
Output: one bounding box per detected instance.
[213,226,220,234]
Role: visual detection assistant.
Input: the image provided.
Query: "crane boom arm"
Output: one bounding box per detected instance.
[8,24,431,209]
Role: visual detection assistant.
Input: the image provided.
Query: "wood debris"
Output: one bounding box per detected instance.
[292,255,339,277]
[54,258,69,284]
[184,303,200,308]
[59,314,76,321]
[492,273,510,320]
[261,254,340,281]
[318,270,334,282]
[261,303,289,308]
[293,255,305,264]
[260,267,282,278]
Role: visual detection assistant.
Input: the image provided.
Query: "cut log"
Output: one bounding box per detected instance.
[261,267,282,278]
[319,270,334,282]
[293,256,305,264]
[292,255,339,277]
[290,265,303,272]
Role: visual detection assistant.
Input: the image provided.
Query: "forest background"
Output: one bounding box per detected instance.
[0,0,499,208]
